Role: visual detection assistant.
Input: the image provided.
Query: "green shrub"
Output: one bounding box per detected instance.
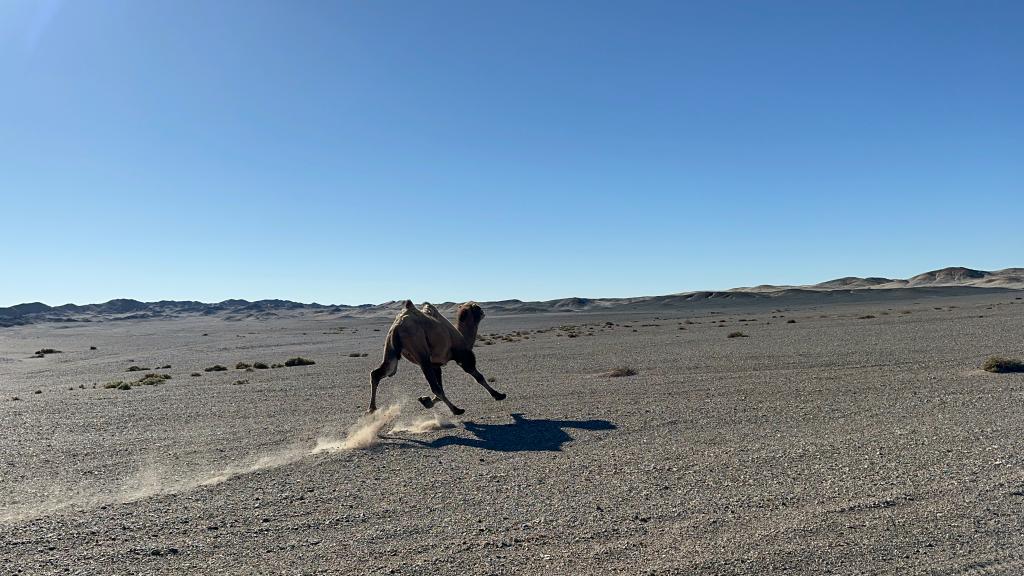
[284,357,315,367]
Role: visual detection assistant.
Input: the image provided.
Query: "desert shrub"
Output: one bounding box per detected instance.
[253,362,269,369]
[136,373,171,386]
[604,366,638,378]
[11,396,19,401]
[104,381,125,389]
[858,315,876,320]
[236,362,251,369]
[117,383,132,390]
[727,331,748,338]
[35,348,61,355]
[205,365,228,372]
[126,366,150,372]
[982,356,1024,373]
[271,363,284,368]
[787,319,796,324]
[348,353,362,357]
[34,390,42,394]
[89,346,97,350]
[159,364,171,369]
[232,379,249,386]
[284,357,315,367]
[190,372,202,377]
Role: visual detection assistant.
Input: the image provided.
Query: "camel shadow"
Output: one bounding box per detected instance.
[400,413,616,452]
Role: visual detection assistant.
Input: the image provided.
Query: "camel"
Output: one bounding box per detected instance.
[368,300,506,415]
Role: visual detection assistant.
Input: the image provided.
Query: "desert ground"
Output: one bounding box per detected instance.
[2,289,1024,575]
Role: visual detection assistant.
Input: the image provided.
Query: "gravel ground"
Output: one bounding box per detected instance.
[2,290,1024,575]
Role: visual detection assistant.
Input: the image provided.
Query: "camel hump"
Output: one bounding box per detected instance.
[403,299,414,310]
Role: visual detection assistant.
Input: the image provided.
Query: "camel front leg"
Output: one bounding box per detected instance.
[457,351,506,401]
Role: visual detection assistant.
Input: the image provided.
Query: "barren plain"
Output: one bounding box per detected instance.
[2,288,1024,575]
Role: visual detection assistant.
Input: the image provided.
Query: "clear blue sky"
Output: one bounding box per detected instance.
[1,1,1021,307]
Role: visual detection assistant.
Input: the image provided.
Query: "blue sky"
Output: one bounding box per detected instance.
[1,1,1021,307]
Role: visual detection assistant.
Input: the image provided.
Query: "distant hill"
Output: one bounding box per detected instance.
[1,267,1021,327]
[730,267,1024,292]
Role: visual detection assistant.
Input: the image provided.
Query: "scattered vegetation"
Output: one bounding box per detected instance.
[11,396,19,401]
[105,372,171,390]
[232,379,249,386]
[253,362,269,369]
[271,363,284,369]
[857,315,876,320]
[604,366,638,378]
[284,357,315,367]
[33,390,42,395]
[348,353,362,357]
[982,356,1024,373]
[727,331,748,338]
[236,362,251,370]
[89,346,97,350]
[787,319,796,324]
[35,348,61,355]
[190,372,202,377]
[159,364,171,369]
[126,366,150,372]
[135,373,171,386]
[204,365,228,372]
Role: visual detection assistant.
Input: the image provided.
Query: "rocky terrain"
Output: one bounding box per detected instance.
[2,286,1024,574]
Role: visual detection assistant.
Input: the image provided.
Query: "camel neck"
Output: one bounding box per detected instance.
[457,320,479,349]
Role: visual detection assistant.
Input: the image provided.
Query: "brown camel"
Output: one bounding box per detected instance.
[368,300,506,415]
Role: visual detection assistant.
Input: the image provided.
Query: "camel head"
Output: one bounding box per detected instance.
[456,301,484,347]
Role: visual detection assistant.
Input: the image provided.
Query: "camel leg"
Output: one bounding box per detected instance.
[457,351,506,401]
[368,353,399,413]
[420,364,464,416]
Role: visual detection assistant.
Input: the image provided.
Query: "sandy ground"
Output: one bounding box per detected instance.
[2,290,1024,575]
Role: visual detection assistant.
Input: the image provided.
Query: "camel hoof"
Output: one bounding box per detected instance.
[492,392,506,401]
[418,396,434,408]
[450,406,465,416]
[367,406,377,414]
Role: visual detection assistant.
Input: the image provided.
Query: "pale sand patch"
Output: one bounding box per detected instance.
[312,403,402,452]
[390,412,456,434]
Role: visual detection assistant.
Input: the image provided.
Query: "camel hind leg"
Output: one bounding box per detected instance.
[420,364,464,416]
[368,334,401,413]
